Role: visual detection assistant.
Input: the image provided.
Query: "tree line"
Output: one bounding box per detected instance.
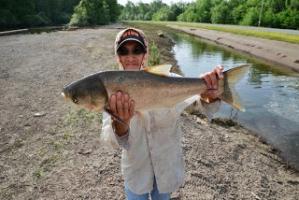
[120,0,299,29]
[0,0,119,29]
[0,0,80,28]
[0,0,298,30]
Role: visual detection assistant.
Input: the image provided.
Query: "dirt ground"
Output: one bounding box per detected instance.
[0,24,299,200]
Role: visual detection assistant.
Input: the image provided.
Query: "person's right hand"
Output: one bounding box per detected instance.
[200,65,224,102]
[109,91,135,136]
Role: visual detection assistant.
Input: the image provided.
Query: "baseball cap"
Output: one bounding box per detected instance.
[116,28,147,52]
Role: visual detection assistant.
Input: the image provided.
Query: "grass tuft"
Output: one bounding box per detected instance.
[64,108,102,128]
[148,41,161,66]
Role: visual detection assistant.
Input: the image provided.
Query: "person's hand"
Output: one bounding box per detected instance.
[200,65,224,103]
[109,91,135,136]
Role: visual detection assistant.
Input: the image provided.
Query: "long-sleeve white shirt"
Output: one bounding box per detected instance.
[100,74,220,194]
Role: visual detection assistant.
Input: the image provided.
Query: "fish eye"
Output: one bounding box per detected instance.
[72,97,79,104]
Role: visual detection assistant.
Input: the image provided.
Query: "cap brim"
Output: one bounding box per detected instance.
[117,38,146,51]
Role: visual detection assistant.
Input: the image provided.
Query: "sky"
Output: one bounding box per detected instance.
[118,0,194,5]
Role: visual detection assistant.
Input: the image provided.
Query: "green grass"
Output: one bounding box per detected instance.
[64,108,102,128]
[33,168,44,178]
[127,21,299,44]
[32,108,103,179]
[148,41,161,66]
[33,154,61,179]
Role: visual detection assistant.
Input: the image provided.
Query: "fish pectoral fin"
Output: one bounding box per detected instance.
[143,64,172,76]
[104,107,130,132]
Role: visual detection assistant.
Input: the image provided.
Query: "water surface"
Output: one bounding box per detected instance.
[169,32,299,169]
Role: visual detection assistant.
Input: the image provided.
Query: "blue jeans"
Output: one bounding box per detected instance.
[125,177,170,200]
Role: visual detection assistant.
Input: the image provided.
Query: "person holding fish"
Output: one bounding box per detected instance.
[101,28,224,200]
[62,27,248,199]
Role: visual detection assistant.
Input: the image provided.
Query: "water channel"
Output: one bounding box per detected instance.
[169,31,299,169]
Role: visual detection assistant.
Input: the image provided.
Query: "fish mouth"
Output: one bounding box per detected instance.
[61,92,68,100]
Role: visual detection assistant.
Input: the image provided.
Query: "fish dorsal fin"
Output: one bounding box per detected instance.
[143,64,172,76]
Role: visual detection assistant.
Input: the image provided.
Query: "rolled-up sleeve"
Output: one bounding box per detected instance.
[100,112,130,150]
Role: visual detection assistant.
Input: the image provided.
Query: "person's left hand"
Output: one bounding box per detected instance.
[200,65,224,103]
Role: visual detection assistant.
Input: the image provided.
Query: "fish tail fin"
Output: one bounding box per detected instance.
[220,64,250,112]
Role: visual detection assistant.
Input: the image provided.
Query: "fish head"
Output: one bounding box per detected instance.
[62,75,107,111]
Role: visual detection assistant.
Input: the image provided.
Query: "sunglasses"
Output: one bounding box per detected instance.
[117,45,146,56]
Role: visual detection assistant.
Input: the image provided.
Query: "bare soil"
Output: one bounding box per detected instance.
[0,24,298,200]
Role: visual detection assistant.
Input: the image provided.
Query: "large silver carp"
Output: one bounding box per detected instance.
[62,64,249,113]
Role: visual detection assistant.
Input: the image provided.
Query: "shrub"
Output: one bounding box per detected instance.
[148,41,160,66]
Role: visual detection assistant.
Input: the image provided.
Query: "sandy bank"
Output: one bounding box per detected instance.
[168,25,299,73]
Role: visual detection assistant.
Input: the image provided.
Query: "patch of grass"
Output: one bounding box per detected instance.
[37,148,47,157]
[40,154,60,171]
[148,41,161,66]
[211,118,239,128]
[33,168,44,179]
[33,130,76,179]
[129,21,299,44]
[63,130,74,141]
[64,108,102,128]
[48,131,74,152]
[51,141,64,151]
[33,154,60,179]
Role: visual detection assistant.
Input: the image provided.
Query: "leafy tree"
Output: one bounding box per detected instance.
[2,0,298,29]
[152,6,173,21]
[69,0,119,26]
[178,0,213,23]
[262,9,278,27]
[177,3,198,22]
[194,0,213,23]
[269,0,287,12]
[290,0,299,9]
[0,0,81,29]
[211,1,230,24]
[119,1,136,20]
[107,0,119,22]
[169,3,188,21]
[119,0,172,21]
[276,8,299,29]
[0,0,35,28]
[240,7,259,26]
[69,0,89,26]
[0,9,18,28]
[150,0,166,14]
